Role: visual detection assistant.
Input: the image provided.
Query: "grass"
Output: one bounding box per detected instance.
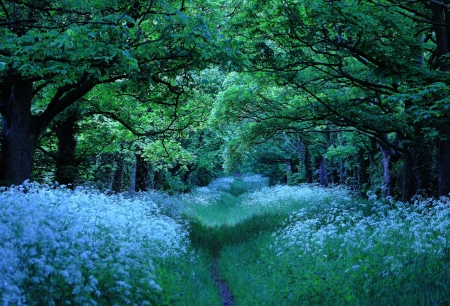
[2,176,450,305]
[182,177,450,305]
[153,249,221,305]
[0,182,220,305]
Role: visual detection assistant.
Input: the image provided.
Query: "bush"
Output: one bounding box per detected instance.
[0,182,188,305]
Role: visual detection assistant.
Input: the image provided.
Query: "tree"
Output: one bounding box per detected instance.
[0,0,231,185]
[212,0,450,199]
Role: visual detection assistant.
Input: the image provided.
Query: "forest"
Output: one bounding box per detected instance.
[1,0,450,305]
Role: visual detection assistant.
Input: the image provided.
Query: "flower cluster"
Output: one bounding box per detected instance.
[274,187,450,276]
[180,186,223,207]
[206,177,235,192]
[241,184,352,210]
[0,182,188,305]
[241,174,269,191]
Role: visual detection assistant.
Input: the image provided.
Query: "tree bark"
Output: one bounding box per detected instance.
[430,1,450,196]
[357,149,370,196]
[153,169,165,190]
[136,154,151,191]
[339,158,345,185]
[0,83,37,185]
[129,156,137,197]
[379,143,400,198]
[318,156,328,187]
[112,154,125,192]
[438,124,450,196]
[401,145,417,201]
[412,130,434,197]
[285,161,291,184]
[0,70,95,186]
[298,142,313,183]
[52,107,79,186]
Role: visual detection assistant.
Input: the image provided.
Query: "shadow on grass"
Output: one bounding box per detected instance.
[187,212,287,257]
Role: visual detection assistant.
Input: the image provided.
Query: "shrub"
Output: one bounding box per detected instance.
[0,182,188,305]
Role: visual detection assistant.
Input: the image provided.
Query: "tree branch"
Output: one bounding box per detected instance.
[84,111,168,137]
[37,74,96,134]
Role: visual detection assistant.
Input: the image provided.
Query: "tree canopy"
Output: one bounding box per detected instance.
[2,0,450,199]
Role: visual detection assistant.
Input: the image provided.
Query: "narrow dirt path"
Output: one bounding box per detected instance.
[210,256,234,306]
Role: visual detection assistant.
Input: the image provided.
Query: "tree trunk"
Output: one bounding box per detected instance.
[94,153,116,190]
[438,124,450,196]
[412,130,434,197]
[129,156,137,197]
[339,158,345,185]
[107,160,115,191]
[379,143,400,198]
[357,149,370,196]
[136,155,151,191]
[402,145,417,201]
[53,107,79,186]
[0,83,37,185]
[430,1,450,197]
[153,169,165,190]
[285,161,291,184]
[298,142,313,183]
[112,154,125,192]
[318,156,328,187]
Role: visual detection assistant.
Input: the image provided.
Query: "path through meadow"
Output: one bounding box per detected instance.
[2,177,450,305]
[211,256,234,306]
[182,175,450,305]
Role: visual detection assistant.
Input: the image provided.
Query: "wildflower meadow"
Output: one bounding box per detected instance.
[0,182,218,305]
[1,176,450,305]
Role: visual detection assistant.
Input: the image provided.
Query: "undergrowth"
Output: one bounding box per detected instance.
[2,175,450,305]
[182,177,450,305]
[0,182,220,305]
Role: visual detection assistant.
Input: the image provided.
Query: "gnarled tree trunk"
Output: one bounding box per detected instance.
[0,83,37,185]
[1,73,95,187]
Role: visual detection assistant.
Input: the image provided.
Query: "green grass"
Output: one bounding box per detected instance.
[228,178,247,197]
[4,177,448,305]
[218,232,450,305]
[154,250,221,305]
[187,212,287,256]
[180,177,450,305]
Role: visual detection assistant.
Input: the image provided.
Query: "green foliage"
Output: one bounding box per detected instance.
[287,171,306,186]
[153,251,222,305]
[200,0,450,198]
[228,178,246,197]
[184,178,450,305]
[188,166,214,187]
[0,0,242,187]
[1,0,449,201]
